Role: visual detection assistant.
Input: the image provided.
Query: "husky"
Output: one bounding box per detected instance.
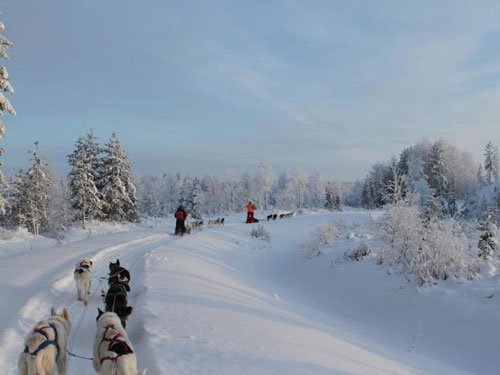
[109,259,131,287]
[94,309,146,375]
[74,259,93,305]
[105,282,133,328]
[18,307,71,375]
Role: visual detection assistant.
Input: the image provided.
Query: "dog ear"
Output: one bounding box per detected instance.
[124,306,133,317]
[96,307,104,321]
[62,308,69,320]
[51,306,57,316]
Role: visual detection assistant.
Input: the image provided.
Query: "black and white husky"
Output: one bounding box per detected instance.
[109,259,131,287]
[74,259,93,305]
[18,307,71,375]
[105,282,133,328]
[93,309,146,375]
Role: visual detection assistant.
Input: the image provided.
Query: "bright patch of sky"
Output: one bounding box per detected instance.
[2,0,500,179]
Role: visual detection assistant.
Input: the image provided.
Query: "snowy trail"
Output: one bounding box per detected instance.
[0,229,170,375]
[140,218,471,375]
[0,213,491,374]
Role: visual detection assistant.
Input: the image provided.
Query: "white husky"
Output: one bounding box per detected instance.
[93,309,146,375]
[74,259,93,305]
[18,307,71,375]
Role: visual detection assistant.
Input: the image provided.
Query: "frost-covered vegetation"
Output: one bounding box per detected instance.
[302,221,342,259]
[381,201,481,285]
[249,224,271,242]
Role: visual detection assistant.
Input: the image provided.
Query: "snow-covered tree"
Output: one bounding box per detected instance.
[382,200,477,285]
[48,178,74,241]
[202,174,223,215]
[477,163,485,186]
[405,152,432,207]
[20,142,54,234]
[288,167,307,209]
[137,175,163,217]
[0,15,15,215]
[383,158,404,205]
[0,17,15,134]
[324,181,340,211]
[426,141,448,198]
[222,169,238,213]
[255,161,275,210]
[4,168,26,228]
[361,176,376,209]
[184,177,203,219]
[306,171,323,208]
[67,133,102,227]
[98,132,138,222]
[484,141,499,185]
[477,210,498,260]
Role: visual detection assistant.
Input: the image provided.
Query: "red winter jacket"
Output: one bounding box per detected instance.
[175,211,186,220]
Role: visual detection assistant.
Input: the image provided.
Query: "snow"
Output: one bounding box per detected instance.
[0,211,497,374]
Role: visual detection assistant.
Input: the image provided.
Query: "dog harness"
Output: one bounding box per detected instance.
[24,323,59,358]
[99,325,133,365]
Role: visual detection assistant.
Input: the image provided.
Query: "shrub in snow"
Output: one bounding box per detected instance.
[477,211,498,260]
[344,242,372,261]
[302,222,341,259]
[250,225,271,242]
[381,201,479,285]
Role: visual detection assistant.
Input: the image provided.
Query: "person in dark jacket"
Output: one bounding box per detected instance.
[175,205,187,236]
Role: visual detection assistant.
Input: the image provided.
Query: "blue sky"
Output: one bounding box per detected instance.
[2,0,500,179]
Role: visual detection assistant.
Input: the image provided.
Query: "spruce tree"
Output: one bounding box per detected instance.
[483,141,499,185]
[98,132,138,222]
[324,181,336,211]
[477,163,485,186]
[0,15,15,215]
[67,134,102,228]
[478,210,498,260]
[189,178,203,219]
[22,142,54,235]
[5,168,26,228]
[426,141,448,198]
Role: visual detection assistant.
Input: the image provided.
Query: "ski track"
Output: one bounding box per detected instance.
[0,230,170,375]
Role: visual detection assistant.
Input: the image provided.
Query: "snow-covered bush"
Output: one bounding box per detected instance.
[302,222,341,258]
[344,242,372,261]
[250,225,271,242]
[477,212,498,260]
[381,201,479,285]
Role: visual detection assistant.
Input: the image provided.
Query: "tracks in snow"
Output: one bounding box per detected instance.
[0,230,171,375]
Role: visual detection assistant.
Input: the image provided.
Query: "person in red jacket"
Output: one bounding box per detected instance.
[175,205,187,235]
[246,201,254,223]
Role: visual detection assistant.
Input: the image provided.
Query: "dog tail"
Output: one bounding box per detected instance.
[20,350,46,375]
[17,353,28,375]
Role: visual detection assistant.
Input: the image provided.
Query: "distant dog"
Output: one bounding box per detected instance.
[18,307,71,375]
[94,309,146,375]
[74,259,93,305]
[191,220,203,229]
[105,282,133,328]
[109,259,131,287]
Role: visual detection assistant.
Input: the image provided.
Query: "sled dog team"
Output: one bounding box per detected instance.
[18,258,146,375]
[207,217,225,227]
[266,212,294,221]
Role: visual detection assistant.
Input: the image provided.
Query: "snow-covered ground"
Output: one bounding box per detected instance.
[0,211,497,374]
